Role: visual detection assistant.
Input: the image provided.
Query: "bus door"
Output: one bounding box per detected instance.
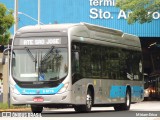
[71,44,83,104]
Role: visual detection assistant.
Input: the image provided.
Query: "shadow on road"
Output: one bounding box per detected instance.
[41,110,122,117]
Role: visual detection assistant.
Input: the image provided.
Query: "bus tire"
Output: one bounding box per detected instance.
[74,89,93,112]
[114,89,131,111]
[85,89,93,112]
[31,105,43,113]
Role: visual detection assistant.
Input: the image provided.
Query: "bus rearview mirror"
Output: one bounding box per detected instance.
[2,55,6,65]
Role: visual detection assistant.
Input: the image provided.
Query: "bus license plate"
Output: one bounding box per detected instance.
[33,97,44,102]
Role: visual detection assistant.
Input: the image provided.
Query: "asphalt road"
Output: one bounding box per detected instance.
[1,101,160,118]
[41,101,160,117]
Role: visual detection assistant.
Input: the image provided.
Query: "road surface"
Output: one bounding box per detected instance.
[0,101,160,118]
[41,101,160,117]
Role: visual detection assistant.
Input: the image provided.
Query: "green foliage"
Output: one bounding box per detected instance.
[0,3,14,45]
[116,0,160,24]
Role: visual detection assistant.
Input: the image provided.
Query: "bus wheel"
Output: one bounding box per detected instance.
[114,89,131,111]
[31,105,43,113]
[74,89,93,112]
[85,90,93,112]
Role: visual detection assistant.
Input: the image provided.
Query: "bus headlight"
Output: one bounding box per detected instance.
[58,83,69,93]
[153,90,155,93]
[11,86,20,95]
[145,90,149,94]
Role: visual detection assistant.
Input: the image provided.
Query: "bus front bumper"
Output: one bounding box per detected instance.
[11,91,72,105]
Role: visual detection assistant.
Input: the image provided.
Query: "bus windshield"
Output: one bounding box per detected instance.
[12,47,68,82]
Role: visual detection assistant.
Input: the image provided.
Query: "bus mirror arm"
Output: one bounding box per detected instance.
[2,48,11,65]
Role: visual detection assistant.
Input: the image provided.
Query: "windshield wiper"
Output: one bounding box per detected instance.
[25,47,36,62]
[41,46,55,63]
[25,47,37,71]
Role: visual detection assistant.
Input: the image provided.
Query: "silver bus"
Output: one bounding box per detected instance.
[3,23,144,113]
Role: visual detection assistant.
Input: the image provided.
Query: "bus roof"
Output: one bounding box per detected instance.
[15,23,141,49]
[17,22,123,36]
[16,23,77,33]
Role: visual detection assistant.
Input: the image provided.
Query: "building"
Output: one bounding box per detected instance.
[0,0,160,101]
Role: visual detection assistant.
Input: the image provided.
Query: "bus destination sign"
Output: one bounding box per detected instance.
[18,38,62,45]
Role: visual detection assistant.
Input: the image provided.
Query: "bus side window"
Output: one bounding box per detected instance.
[72,44,82,83]
[71,44,80,74]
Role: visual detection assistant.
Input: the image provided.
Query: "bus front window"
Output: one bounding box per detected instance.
[12,47,68,82]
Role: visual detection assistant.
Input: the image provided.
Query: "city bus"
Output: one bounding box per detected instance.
[144,73,160,99]
[3,23,144,113]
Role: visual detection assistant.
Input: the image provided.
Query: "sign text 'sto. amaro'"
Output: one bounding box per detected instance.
[89,0,160,20]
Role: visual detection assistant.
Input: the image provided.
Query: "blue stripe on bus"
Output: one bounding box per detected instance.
[15,83,64,95]
[110,85,143,99]
[110,86,126,99]
[132,86,144,97]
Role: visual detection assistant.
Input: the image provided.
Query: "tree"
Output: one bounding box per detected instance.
[0,3,14,45]
[116,0,160,24]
